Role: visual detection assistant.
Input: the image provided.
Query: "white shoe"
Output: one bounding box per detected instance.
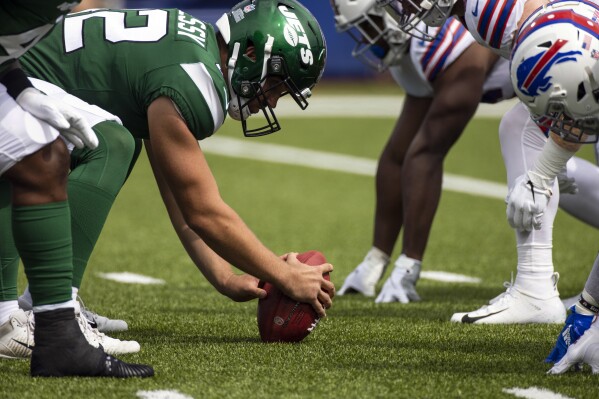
[0,309,34,359]
[375,259,421,304]
[77,296,128,332]
[450,275,566,324]
[548,321,599,374]
[338,249,389,297]
[77,312,140,355]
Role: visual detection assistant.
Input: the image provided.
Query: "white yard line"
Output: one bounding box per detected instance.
[274,95,519,118]
[503,387,575,399]
[97,272,165,285]
[201,136,507,200]
[137,390,194,399]
[420,271,482,284]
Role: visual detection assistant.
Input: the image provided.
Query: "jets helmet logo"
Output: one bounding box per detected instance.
[278,5,314,66]
[516,39,581,97]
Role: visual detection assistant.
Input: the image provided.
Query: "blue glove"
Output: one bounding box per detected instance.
[545,305,595,363]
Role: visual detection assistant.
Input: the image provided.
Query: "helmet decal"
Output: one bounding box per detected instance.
[279,5,314,66]
[510,1,599,143]
[220,0,326,136]
[516,39,581,97]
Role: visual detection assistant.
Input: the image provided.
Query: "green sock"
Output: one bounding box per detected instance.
[0,179,18,301]
[12,202,72,306]
[68,121,138,288]
[69,181,117,288]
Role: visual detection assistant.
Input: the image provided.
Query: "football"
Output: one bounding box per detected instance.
[257,250,330,343]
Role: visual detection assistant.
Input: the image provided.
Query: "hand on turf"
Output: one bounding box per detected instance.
[282,252,335,318]
[506,173,552,232]
[375,264,421,304]
[221,273,267,302]
[17,87,99,149]
[546,306,595,364]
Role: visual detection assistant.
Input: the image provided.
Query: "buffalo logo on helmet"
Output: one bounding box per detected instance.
[516,39,581,97]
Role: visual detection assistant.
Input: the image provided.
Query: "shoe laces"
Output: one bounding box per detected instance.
[16,311,35,345]
[77,311,107,344]
[488,273,516,307]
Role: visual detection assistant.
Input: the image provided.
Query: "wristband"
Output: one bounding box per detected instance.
[531,137,577,185]
[0,68,33,100]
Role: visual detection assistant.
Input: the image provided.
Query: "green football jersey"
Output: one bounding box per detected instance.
[21,8,228,140]
[0,0,80,71]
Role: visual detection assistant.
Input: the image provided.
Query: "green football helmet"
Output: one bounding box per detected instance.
[216,0,326,136]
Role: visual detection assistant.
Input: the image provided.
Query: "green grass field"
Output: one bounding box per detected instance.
[1,99,598,398]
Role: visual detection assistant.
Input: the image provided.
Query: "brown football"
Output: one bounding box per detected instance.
[257,250,330,343]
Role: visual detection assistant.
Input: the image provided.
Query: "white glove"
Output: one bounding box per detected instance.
[557,170,578,195]
[375,263,421,304]
[506,173,553,232]
[16,87,98,149]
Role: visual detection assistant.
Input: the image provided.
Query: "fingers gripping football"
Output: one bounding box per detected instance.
[283,251,334,318]
[257,250,334,342]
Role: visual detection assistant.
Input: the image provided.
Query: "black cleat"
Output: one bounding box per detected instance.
[30,308,153,378]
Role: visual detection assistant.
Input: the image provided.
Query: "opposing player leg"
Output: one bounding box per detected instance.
[339,96,430,297]
[451,102,565,324]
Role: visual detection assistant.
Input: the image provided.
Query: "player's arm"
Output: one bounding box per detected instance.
[146,96,334,316]
[144,138,267,302]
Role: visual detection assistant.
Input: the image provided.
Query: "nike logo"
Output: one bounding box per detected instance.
[12,338,34,350]
[472,0,479,16]
[461,310,505,323]
[527,180,536,202]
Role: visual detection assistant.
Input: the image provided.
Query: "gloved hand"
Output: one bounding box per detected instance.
[17,87,98,149]
[546,305,595,364]
[557,170,578,195]
[506,172,552,232]
[375,263,421,303]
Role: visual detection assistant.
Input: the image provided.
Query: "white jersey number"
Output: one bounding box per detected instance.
[63,9,168,53]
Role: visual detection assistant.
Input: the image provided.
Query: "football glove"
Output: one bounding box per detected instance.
[17,87,98,149]
[546,305,595,364]
[375,263,421,304]
[506,173,552,232]
[557,169,578,195]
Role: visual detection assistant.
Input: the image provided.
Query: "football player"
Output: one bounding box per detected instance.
[332,0,599,316]
[332,0,512,303]
[507,1,599,374]
[508,1,599,373]
[0,0,153,378]
[13,0,334,337]
[379,0,599,323]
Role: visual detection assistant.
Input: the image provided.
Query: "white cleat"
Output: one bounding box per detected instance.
[548,322,599,374]
[375,261,421,304]
[81,308,128,332]
[338,249,389,297]
[78,296,128,332]
[77,312,140,355]
[0,309,35,359]
[451,278,566,324]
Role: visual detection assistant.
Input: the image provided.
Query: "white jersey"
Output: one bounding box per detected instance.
[390,18,514,103]
[462,0,526,58]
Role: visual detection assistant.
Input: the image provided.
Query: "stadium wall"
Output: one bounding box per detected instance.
[124,0,376,79]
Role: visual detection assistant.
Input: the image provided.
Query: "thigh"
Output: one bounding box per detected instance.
[0,86,60,176]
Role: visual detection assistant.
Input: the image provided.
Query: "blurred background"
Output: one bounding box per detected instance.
[73,0,380,81]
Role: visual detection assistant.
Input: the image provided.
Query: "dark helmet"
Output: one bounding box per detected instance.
[216,0,327,136]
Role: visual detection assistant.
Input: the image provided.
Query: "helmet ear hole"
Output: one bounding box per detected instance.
[244,39,257,62]
[577,82,587,102]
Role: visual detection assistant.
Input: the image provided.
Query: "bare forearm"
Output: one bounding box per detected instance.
[187,204,287,286]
